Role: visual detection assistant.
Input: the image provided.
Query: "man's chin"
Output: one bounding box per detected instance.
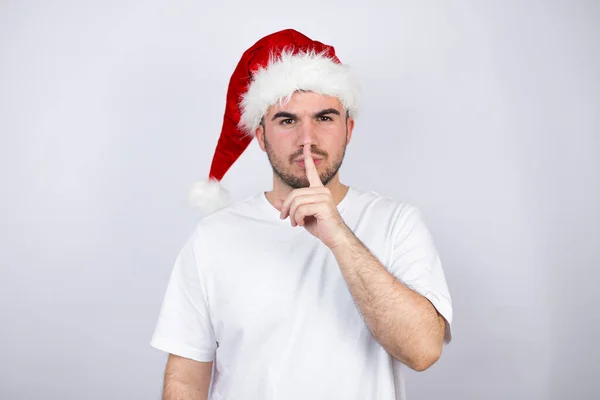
[289,179,311,189]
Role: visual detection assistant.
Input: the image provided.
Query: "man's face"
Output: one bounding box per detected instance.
[256,91,354,189]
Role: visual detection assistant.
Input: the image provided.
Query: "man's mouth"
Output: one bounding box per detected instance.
[295,159,322,167]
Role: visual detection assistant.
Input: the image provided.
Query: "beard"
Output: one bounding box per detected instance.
[263,132,347,189]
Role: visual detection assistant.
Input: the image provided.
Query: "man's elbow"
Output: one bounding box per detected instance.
[410,313,448,371]
[410,350,441,372]
[405,340,443,372]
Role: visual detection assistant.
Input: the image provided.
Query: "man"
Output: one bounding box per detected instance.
[150,29,453,400]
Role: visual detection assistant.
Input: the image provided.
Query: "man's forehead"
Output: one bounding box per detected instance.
[266,92,344,115]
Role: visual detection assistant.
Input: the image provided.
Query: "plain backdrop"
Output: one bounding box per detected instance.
[1,1,599,399]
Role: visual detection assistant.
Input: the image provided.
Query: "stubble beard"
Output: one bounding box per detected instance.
[263,130,347,190]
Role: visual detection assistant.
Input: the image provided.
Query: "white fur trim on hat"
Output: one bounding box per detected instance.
[189,179,230,214]
[238,49,360,136]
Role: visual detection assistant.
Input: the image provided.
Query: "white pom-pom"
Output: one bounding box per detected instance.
[189,179,230,214]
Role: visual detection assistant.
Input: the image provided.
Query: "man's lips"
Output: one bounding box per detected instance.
[295,159,322,167]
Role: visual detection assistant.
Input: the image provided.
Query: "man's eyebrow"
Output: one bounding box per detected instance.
[271,111,297,121]
[314,108,341,117]
[271,108,341,121]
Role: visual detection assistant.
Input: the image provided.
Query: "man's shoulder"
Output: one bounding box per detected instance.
[348,186,419,218]
[191,192,266,229]
[348,187,432,246]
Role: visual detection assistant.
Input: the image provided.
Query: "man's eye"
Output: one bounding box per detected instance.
[319,116,332,121]
[281,119,294,125]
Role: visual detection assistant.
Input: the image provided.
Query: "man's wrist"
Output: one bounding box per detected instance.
[328,223,358,252]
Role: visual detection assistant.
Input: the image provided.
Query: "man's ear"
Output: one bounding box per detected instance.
[255,124,266,152]
[346,117,355,145]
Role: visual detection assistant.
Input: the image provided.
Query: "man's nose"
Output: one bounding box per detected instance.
[298,119,318,147]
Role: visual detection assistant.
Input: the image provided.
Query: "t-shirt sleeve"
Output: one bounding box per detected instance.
[388,205,453,344]
[150,229,217,362]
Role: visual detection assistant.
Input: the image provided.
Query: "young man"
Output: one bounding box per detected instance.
[150,29,453,400]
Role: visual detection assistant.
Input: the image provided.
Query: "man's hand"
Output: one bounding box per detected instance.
[277,144,350,249]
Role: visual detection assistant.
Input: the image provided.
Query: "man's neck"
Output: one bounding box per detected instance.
[265,177,349,207]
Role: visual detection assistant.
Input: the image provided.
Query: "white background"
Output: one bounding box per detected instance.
[1,1,599,399]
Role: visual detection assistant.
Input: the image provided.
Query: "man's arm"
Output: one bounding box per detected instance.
[163,354,213,400]
[278,145,448,370]
[330,231,446,371]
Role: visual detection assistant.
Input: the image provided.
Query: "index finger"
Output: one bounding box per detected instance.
[304,144,323,187]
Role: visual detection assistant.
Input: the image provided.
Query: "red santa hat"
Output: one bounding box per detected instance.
[189,29,360,213]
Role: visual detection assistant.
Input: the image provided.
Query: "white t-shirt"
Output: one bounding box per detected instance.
[150,186,453,400]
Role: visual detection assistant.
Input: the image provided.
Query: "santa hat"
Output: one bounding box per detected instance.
[189,29,360,214]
